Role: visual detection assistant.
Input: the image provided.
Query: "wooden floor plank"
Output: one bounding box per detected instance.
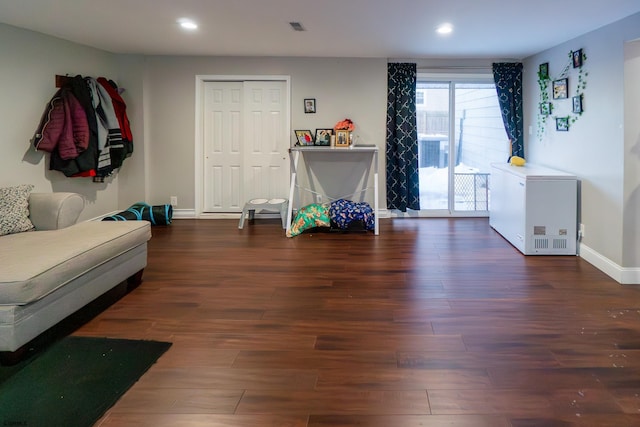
[307,414,510,427]
[236,390,431,415]
[107,388,243,414]
[99,414,309,427]
[313,333,464,351]
[135,367,318,390]
[316,367,492,390]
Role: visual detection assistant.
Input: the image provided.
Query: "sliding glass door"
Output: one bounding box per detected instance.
[416,77,508,215]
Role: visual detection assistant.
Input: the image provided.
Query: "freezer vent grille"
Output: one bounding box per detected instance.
[553,239,567,249]
[532,236,570,252]
[534,238,549,249]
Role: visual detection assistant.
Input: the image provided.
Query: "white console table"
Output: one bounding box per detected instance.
[286,145,379,235]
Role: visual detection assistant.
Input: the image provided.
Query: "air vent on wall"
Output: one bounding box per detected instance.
[289,22,306,31]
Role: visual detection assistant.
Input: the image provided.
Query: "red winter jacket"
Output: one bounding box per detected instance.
[97,77,132,143]
[33,88,89,160]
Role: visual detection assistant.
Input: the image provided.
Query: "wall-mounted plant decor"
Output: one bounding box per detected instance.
[536,49,588,138]
[536,63,552,140]
[567,49,587,128]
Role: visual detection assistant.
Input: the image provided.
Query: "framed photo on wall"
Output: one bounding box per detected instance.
[572,49,583,68]
[304,98,316,114]
[539,62,549,79]
[552,78,568,99]
[572,95,583,113]
[539,102,552,116]
[556,117,569,132]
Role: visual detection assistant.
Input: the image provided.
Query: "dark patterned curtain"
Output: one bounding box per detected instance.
[386,63,419,212]
[492,62,524,159]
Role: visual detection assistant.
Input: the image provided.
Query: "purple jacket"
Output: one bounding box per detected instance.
[34,89,89,160]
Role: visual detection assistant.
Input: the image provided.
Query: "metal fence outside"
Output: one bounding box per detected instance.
[454,172,489,211]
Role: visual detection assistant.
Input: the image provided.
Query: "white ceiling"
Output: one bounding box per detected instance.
[1,0,640,59]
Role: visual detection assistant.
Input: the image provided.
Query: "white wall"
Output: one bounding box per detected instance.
[523,12,640,277]
[0,23,134,220]
[140,56,387,210]
[113,55,148,210]
[623,39,640,268]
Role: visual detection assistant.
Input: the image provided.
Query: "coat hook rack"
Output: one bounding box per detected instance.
[54,74,126,93]
[55,74,73,88]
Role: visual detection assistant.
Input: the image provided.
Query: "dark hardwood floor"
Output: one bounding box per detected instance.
[86,218,640,426]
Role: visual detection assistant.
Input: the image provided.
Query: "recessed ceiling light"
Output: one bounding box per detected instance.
[436,23,453,35]
[177,18,198,30]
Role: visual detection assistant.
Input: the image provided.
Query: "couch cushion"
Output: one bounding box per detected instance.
[0,220,151,305]
[0,184,35,236]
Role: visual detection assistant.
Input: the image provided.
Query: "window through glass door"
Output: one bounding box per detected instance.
[416,78,508,215]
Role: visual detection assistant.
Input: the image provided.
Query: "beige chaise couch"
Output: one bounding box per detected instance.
[0,192,151,355]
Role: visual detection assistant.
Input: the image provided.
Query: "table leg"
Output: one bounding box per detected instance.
[286,150,300,233]
[373,150,379,235]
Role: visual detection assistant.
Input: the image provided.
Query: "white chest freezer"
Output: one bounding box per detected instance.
[490,163,577,255]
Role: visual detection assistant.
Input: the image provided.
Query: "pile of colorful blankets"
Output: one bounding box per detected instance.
[287,198,375,237]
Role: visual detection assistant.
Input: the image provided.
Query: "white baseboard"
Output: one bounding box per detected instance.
[172,210,278,220]
[172,209,198,219]
[173,209,393,220]
[87,210,121,222]
[579,243,640,285]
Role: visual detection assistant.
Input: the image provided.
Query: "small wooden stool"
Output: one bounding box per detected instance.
[238,198,288,229]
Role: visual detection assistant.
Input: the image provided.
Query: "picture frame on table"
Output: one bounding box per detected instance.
[556,117,569,132]
[294,129,314,146]
[552,78,568,99]
[314,128,332,146]
[304,98,316,114]
[572,95,583,114]
[335,129,350,147]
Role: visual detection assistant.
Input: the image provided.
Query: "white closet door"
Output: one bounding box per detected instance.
[202,80,288,213]
[203,81,243,212]
[242,80,288,202]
